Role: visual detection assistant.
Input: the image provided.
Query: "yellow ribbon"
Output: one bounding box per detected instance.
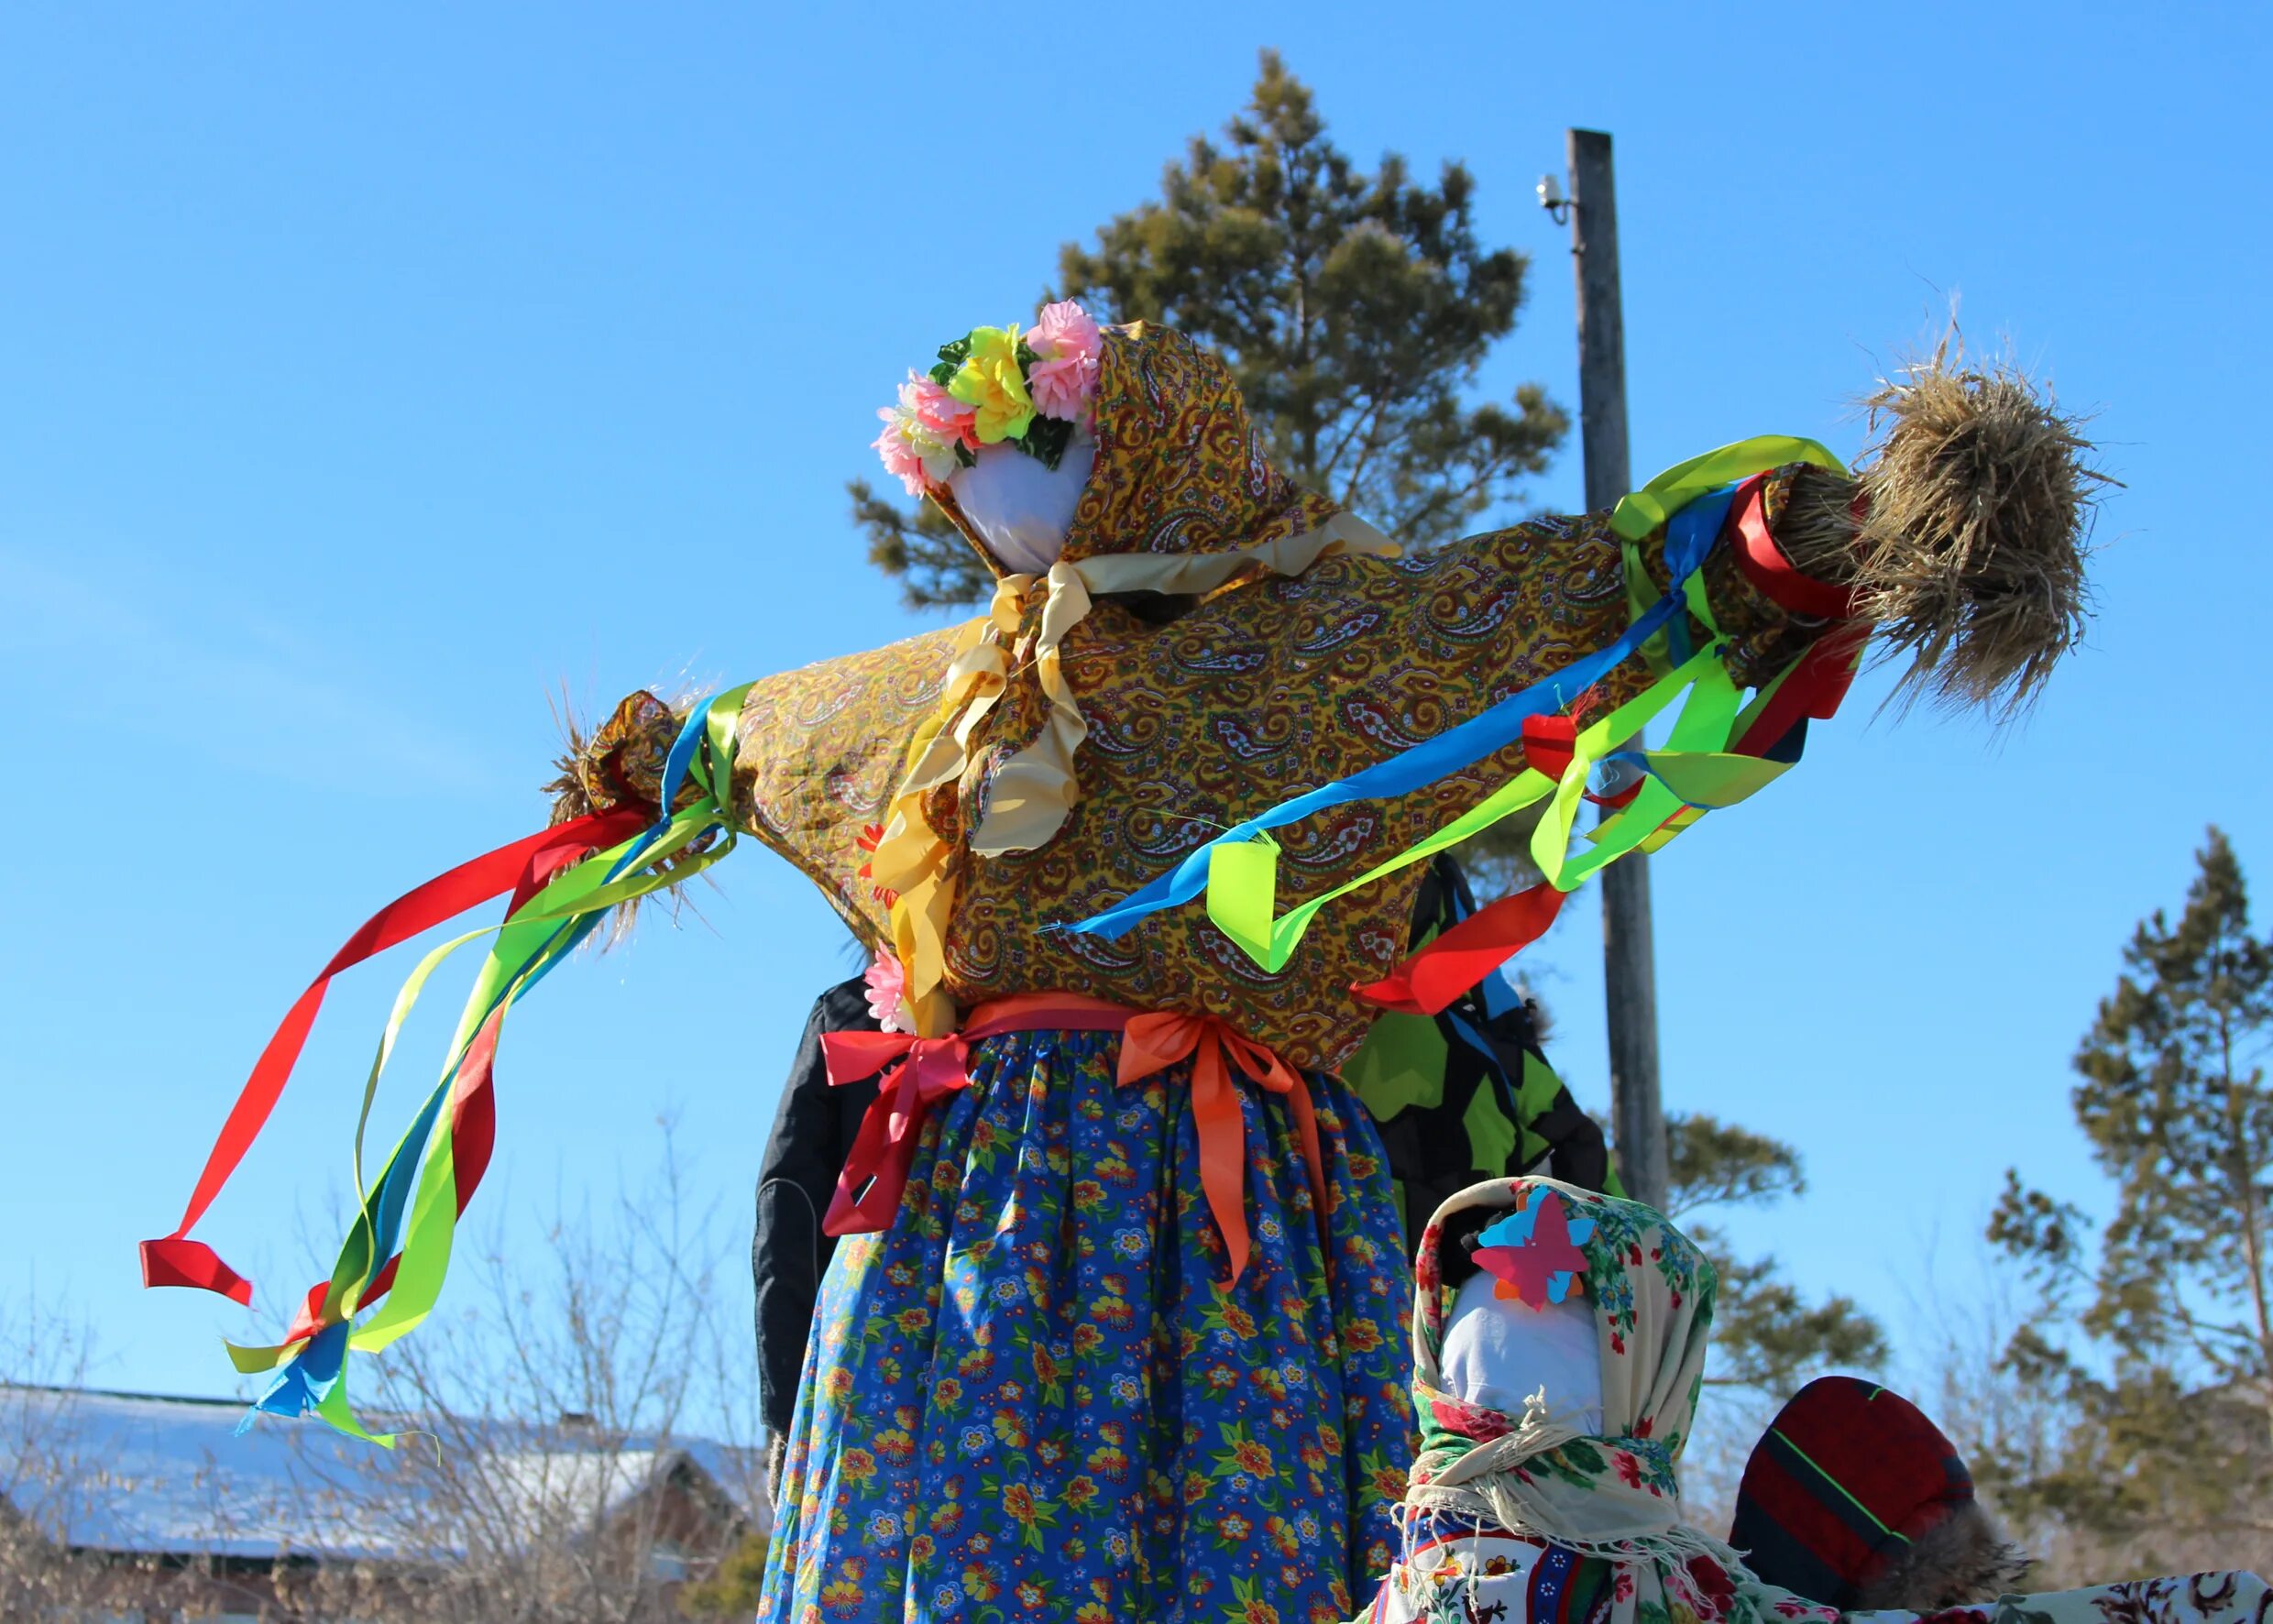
[866,513,1400,1034]
[968,560,1093,857]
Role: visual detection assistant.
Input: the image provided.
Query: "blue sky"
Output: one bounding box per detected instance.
[2,1,2268,1417]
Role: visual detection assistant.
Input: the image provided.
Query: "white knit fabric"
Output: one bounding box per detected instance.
[948,442,1096,576]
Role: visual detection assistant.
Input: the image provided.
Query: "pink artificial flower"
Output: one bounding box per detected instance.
[873,414,930,497]
[905,372,979,448]
[1026,355,1093,423]
[873,371,970,496]
[1027,301,1102,422]
[863,949,911,1034]
[1031,300,1101,365]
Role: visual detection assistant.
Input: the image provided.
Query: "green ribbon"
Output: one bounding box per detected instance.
[1204,438,1836,968]
[1202,635,1807,977]
[1205,649,1721,972]
[233,684,762,1443]
[1618,434,1845,673]
[1609,433,1845,542]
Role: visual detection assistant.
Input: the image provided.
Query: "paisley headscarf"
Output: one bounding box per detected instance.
[866,319,1394,1032]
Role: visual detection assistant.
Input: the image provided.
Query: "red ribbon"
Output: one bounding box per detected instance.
[1351,883,1569,1016]
[140,807,649,1307]
[1729,474,1862,622]
[1728,475,1867,753]
[1523,713,1640,812]
[1520,713,1576,782]
[1732,622,1868,757]
[821,1030,973,1235]
[821,996,1327,1282]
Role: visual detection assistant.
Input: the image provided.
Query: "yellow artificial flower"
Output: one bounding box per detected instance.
[947,324,1036,444]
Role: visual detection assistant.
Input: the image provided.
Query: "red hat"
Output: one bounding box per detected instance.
[1729,1377,2026,1609]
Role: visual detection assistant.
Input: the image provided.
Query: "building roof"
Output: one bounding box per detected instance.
[0,1385,759,1564]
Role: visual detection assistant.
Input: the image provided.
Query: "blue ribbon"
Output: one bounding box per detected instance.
[1063,496,1738,942]
[1659,486,1737,668]
[250,702,725,1426]
[656,697,713,821]
[1444,1007,1523,1134]
[248,1320,348,1424]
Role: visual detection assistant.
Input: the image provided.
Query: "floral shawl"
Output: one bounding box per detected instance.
[1387,1179,2272,1624]
[1405,1177,1732,1601]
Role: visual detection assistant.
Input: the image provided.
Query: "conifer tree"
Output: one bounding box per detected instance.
[1665,1112,1888,1392]
[1989,827,2273,1543]
[851,51,1567,609]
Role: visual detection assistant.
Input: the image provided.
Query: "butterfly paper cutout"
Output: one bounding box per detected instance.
[1472,1191,1595,1308]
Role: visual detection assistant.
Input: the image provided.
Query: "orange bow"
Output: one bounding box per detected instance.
[1117,1012,1330,1281]
[819,997,1331,1280]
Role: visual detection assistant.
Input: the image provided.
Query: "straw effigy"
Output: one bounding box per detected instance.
[1774,335,2107,718]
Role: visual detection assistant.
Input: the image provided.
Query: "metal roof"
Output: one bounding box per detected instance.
[0,1385,760,1564]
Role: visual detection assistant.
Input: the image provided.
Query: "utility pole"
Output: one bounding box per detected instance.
[1550,128,1668,1210]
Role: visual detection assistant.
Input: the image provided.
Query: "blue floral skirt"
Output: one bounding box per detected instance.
[758,1026,1416,1624]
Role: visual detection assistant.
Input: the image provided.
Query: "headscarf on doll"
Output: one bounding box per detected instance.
[1401,1178,1850,1624]
[1409,1180,1721,1558]
[865,319,1395,1033]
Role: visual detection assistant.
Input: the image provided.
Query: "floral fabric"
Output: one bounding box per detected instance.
[758,1026,1417,1624]
[1377,1181,2271,1624]
[1367,1531,1613,1624]
[1371,1554,2271,1624]
[1883,1575,2273,1624]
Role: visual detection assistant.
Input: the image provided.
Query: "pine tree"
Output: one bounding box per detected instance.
[1988,827,2273,1547]
[1664,1112,1888,1392]
[850,51,1568,609]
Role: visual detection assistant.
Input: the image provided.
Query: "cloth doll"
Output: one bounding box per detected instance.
[1368,1178,2265,1624]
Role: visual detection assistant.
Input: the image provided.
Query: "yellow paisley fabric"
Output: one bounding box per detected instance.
[855,323,1396,1033]
[695,318,1835,1065]
[722,514,1814,1070]
[727,623,964,939]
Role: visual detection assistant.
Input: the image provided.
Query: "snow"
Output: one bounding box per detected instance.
[0,1386,752,1562]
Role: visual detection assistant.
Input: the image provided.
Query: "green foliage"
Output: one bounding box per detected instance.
[854,50,1568,610]
[1059,49,1566,539]
[1668,1112,1806,1213]
[1982,1327,2269,1553]
[847,476,983,611]
[1703,1251,1890,1395]
[1665,1111,1889,1393]
[1988,826,2273,1546]
[677,1529,769,1620]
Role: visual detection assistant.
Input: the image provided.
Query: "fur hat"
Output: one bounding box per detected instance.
[1729,1377,2028,1609]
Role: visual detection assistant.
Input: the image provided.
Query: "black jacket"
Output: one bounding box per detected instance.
[752,977,879,1440]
